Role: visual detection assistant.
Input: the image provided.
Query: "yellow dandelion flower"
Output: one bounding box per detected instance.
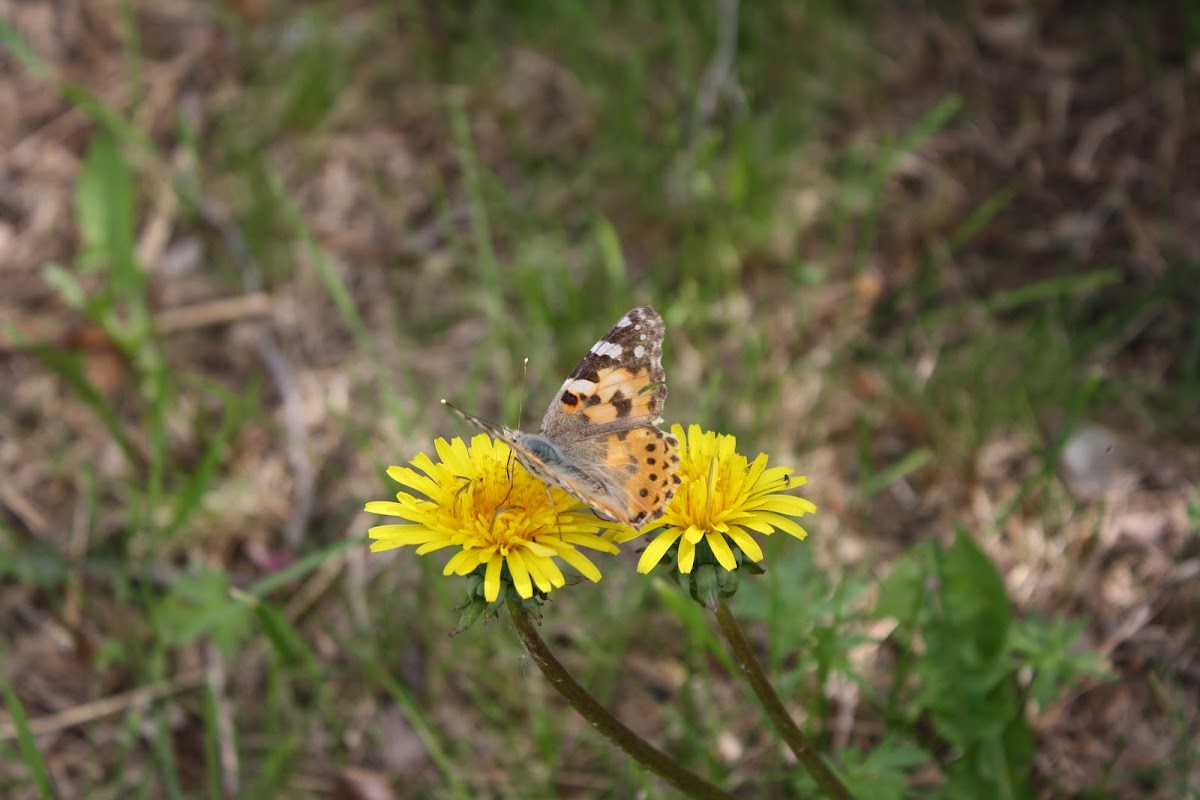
[366,434,622,603]
[616,424,816,575]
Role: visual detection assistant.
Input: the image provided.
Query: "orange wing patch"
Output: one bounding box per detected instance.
[559,366,661,423]
[599,427,682,525]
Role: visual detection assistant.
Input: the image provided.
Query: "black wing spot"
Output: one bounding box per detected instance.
[639,488,649,498]
[645,443,656,452]
[672,474,682,484]
[584,394,601,407]
[561,391,579,407]
[649,473,658,482]
[569,366,602,383]
[646,457,656,465]
[613,396,633,418]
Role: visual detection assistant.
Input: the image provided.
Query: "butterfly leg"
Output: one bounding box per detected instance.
[451,475,477,511]
[540,482,566,538]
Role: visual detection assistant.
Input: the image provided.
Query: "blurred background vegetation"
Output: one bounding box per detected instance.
[1,1,1197,798]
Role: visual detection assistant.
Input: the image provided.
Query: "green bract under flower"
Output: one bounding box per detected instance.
[366,435,621,602]
[615,424,815,575]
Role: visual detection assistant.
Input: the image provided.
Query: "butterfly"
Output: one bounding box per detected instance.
[443,305,680,529]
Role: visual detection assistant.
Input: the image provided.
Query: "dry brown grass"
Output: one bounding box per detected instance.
[1,1,1197,797]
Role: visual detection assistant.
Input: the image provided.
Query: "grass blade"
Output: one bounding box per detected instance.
[3,684,56,799]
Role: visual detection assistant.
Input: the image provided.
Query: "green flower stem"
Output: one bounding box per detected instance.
[507,598,737,800]
[714,596,855,800]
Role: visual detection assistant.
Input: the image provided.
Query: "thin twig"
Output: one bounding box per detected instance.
[192,198,315,548]
[689,0,742,139]
[0,487,49,534]
[205,644,240,800]
[255,337,315,547]
[0,671,206,741]
[668,0,744,205]
[154,292,273,334]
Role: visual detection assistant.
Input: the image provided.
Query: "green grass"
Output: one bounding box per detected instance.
[0,2,1193,798]
[3,686,55,800]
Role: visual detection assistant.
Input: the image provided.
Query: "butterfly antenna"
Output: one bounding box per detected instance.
[516,357,530,429]
[441,398,499,429]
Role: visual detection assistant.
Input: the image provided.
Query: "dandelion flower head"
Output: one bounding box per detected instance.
[618,424,816,575]
[366,435,622,603]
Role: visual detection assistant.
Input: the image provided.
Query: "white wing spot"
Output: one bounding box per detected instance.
[615,315,633,327]
[633,345,646,358]
[565,378,598,395]
[639,333,647,340]
[591,341,624,358]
